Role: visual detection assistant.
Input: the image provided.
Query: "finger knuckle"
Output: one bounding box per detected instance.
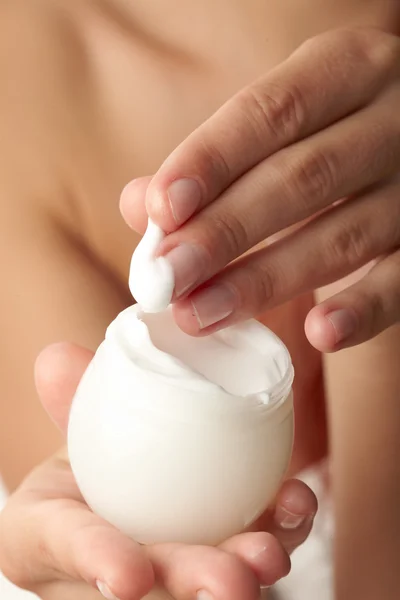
[212,212,250,258]
[241,82,306,141]
[358,28,399,71]
[350,286,383,340]
[377,252,400,322]
[258,267,277,307]
[337,28,397,72]
[287,148,339,209]
[244,264,279,314]
[391,253,400,306]
[354,254,400,338]
[367,291,386,336]
[328,222,369,268]
[300,28,397,75]
[332,28,375,57]
[200,137,232,183]
[297,29,349,60]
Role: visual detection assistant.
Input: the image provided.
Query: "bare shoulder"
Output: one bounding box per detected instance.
[0,0,96,217]
[0,0,90,95]
[0,5,132,490]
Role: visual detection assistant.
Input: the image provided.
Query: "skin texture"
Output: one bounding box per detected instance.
[0,1,399,599]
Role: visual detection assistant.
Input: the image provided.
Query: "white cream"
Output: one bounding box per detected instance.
[123,307,291,403]
[129,220,174,312]
[68,305,294,545]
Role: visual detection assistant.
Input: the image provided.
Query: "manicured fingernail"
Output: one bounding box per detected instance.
[191,284,237,329]
[325,308,357,344]
[96,580,120,600]
[165,244,208,297]
[168,178,202,225]
[276,508,307,530]
[197,590,214,600]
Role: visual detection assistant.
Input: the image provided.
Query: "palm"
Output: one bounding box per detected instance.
[0,342,317,600]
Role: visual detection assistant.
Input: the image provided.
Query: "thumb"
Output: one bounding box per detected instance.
[35,342,93,434]
[119,176,152,235]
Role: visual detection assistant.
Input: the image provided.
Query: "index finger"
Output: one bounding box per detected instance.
[145,28,394,231]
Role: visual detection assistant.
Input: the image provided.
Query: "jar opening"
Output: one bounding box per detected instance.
[137,307,293,406]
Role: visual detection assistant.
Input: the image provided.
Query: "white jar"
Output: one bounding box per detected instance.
[68,305,294,546]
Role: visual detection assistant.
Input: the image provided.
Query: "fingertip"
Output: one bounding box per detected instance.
[35,342,93,433]
[35,343,93,390]
[270,480,317,554]
[34,342,70,385]
[76,530,154,600]
[120,177,150,234]
[102,550,154,600]
[304,307,337,352]
[220,531,290,586]
[277,479,318,518]
[249,535,291,586]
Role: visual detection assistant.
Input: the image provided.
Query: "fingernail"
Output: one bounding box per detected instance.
[166,244,208,297]
[168,178,202,225]
[276,508,307,530]
[325,308,357,344]
[96,580,120,600]
[197,590,214,600]
[191,284,237,329]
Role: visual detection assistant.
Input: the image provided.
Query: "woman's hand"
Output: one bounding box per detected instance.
[121,27,400,352]
[0,343,317,600]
